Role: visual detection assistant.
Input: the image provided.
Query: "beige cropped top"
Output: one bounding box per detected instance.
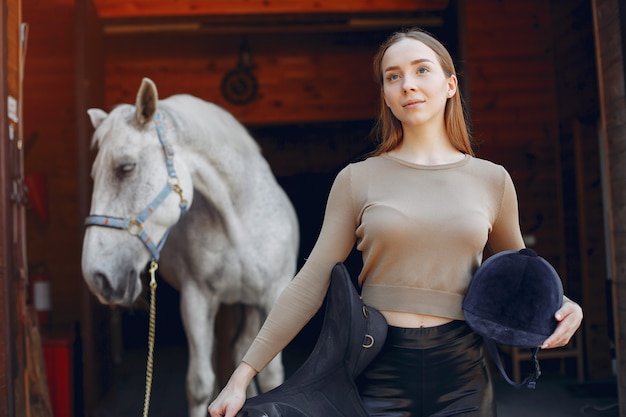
[242,154,524,372]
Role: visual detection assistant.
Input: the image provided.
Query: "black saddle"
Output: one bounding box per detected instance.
[236,262,388,417]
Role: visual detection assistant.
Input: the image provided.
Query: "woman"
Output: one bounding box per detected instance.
[209,27,583,417]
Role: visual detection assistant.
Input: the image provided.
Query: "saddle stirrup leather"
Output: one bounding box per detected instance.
[236,262,388,417]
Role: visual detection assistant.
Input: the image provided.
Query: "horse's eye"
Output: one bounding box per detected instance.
[116,163,136,179]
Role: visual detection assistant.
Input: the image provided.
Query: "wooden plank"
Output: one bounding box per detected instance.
[469,109,558,126]
[471,92,557,110]
[466,16,551,33]
[470,75,556,92]
[469,59,553,77]
[471,3,551,25]
[472,124,557,138]
[593,0,626,408]
[0,0,12,412]
[93,0,449,18]
[462,43,552,59]
[574,120,613,378]
[465,0,550,15]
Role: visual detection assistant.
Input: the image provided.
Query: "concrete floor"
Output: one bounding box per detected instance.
[495,376,618,417]
[88,344,619,417]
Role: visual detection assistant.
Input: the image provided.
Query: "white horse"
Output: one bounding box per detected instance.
[81,78,299,417]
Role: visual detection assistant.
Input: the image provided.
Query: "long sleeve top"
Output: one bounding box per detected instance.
[242,153,524,372]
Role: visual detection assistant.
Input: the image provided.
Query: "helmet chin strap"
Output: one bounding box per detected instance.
[483,340,541,389]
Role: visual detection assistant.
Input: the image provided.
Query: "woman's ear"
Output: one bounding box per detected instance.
[447,75,458,97]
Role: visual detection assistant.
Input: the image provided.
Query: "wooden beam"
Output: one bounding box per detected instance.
[102,16,445,35]
[592,0,626,413]
[75,0,109,413]
[0,0,13,414]
[93,0,449,19]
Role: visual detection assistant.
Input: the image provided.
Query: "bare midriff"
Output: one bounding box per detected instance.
[380,310,454,328]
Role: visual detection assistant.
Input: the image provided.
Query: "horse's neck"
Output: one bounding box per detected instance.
[165,98,267,239]
[183,137,264,204]
[163,97,261,183]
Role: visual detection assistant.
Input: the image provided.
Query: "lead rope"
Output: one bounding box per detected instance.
[142,261,159,417]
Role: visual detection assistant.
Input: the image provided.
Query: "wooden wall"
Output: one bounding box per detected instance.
[465,1,563,268]
[466,0,612,379]
[102,31,382,127]
[18,0,615,411]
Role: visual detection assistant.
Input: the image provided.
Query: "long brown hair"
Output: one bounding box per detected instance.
[371,28,473,156]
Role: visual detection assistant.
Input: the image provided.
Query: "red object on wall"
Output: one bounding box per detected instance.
[42,329,74,417]
[30,268,51,327]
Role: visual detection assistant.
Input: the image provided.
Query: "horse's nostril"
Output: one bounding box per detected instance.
[94,272,113,299]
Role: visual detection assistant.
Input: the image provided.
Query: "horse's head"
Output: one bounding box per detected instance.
[81,78,193,306]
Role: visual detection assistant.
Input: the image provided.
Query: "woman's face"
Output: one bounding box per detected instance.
[381,38,456,129]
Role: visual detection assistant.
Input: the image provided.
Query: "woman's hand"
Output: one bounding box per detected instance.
[541,296,583,349]
[208,362,257,417]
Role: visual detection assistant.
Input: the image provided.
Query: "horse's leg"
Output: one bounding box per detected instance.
[180,283,219,417]
[233,304,284,395]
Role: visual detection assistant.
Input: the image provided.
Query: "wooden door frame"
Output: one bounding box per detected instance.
[1,0,26,415]
[592,0,626,414]
[75,0,109,412]
[0,0,16,414]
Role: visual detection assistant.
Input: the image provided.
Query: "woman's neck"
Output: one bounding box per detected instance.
[390,125,464,166]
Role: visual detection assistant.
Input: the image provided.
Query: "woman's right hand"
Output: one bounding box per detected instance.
[208,362,258,417]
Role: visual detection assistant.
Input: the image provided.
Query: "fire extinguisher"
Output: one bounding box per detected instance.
[30,266,51,327]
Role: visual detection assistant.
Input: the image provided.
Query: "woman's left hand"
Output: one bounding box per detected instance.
[541,297,583,349]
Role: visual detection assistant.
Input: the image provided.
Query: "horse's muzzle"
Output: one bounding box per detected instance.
[90,270,140,306]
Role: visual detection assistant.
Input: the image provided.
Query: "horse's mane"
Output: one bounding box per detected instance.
[158,95,261,158]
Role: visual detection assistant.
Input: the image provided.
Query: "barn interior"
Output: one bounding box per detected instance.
[1,0,624,416]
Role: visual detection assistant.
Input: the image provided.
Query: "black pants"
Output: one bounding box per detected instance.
[356,321,496,417]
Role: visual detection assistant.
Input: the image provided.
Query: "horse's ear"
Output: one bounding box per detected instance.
[87,108,108,130]
[135,77,158,126]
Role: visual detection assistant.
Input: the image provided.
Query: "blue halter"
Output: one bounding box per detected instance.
[84,112,188,262]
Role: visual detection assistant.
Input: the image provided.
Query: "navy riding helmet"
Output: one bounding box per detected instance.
[463,248,564,388]
[463,248,564,349]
